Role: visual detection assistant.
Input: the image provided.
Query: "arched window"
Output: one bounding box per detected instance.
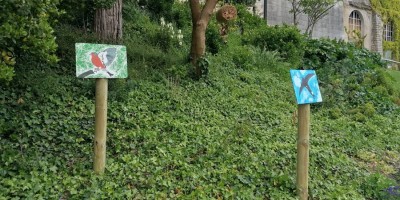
[384,21,394,41]
[348,11,362,34]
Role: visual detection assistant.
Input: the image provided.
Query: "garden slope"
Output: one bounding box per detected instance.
[1,59,400,199]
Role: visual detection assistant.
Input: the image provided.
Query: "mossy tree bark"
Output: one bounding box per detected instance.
[189,0,218,78]
[94,0,123,41]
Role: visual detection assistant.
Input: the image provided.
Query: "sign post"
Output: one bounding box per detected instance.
[94,78,108,173]
[290,70,322,200]
[76,43,127,174]
[297,103,310,199]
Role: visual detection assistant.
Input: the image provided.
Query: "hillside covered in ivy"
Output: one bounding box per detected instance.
[1,1,400,199]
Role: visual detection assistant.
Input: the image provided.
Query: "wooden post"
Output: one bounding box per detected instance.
[297,104,310,200]
[94,78,108,173]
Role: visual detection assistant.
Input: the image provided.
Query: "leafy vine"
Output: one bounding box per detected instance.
[370,0,400,61]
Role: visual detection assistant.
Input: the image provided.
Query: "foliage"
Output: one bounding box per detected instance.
[93,0,117,9]
[1,1,400,199]
[228,0,257,6]
[360,173,399,200]
[219,41,287,72]
[235,4,266,34]
[171,1,192,29]
[121,2,191,80]
[0,50,16,83]
[243,24,306,68]
[138,0,175,20]
[2,43,399,198]
[345,27,367,48]
[58,0,95,30]
[304,39,399,115]
[370,0,400,61]
[205,20,225,55]
[0,0,61,81]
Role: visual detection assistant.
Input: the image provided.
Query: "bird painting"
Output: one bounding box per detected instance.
[78,48,117,78]
[290,70,322,104]
[299,73,315,97]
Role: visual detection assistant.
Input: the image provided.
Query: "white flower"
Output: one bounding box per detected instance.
[177,34,183,40]
[160,17,165,26]
[167,23,173,31]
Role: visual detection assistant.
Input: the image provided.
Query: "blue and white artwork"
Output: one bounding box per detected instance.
[290,70,322,105]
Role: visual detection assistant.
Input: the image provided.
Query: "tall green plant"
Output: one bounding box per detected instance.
[243,25,306,67]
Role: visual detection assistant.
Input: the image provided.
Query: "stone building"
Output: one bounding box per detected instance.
[251,0,397,63]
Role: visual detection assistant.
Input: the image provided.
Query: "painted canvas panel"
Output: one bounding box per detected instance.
[290,70,322,105]
[76,43,128,78]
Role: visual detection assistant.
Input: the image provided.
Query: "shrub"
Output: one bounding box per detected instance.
[235,4,265,34]
[243,25,306,68]
[0,0,61,81]
[220,44,286,72]
[206,21,225,55]
[304,39,399,114]
[171,1,192,29]
[138,0,174,20]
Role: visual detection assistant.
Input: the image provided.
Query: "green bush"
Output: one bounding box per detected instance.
[231,0,257,6]
[0,0,61,81]
[243,24,306,68]
[304,39,399,114]
[171,1,192,29]
[206,21,225,55]
[138,0,174,20]
[219,44,287,72]
[360,173,398,200]
[58,0,94,29]
[235,4,265,34]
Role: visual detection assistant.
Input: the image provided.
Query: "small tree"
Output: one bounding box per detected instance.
[189,0,219,78]
[288,0,302,26]
[301,0,340,37]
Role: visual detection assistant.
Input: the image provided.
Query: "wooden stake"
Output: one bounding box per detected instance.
[94,78,108,174]
[297,104,310,200]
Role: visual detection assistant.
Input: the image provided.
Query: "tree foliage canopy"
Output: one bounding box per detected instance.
[0,0,61,82]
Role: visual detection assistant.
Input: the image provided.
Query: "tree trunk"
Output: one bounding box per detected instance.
[305,17,313,38]
[190,0,218,78]
[94,0,123,41]
[191,20,207,77]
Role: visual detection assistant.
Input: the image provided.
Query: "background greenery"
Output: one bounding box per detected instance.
[371,0,400,61]
[1,0,399,199]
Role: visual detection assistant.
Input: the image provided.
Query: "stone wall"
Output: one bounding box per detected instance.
[264,0,346,39]
[250,0,385,52]
[344,0,373,49]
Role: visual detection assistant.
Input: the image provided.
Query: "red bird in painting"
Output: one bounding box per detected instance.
[90,52,106,69]
[78,48,117,78]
